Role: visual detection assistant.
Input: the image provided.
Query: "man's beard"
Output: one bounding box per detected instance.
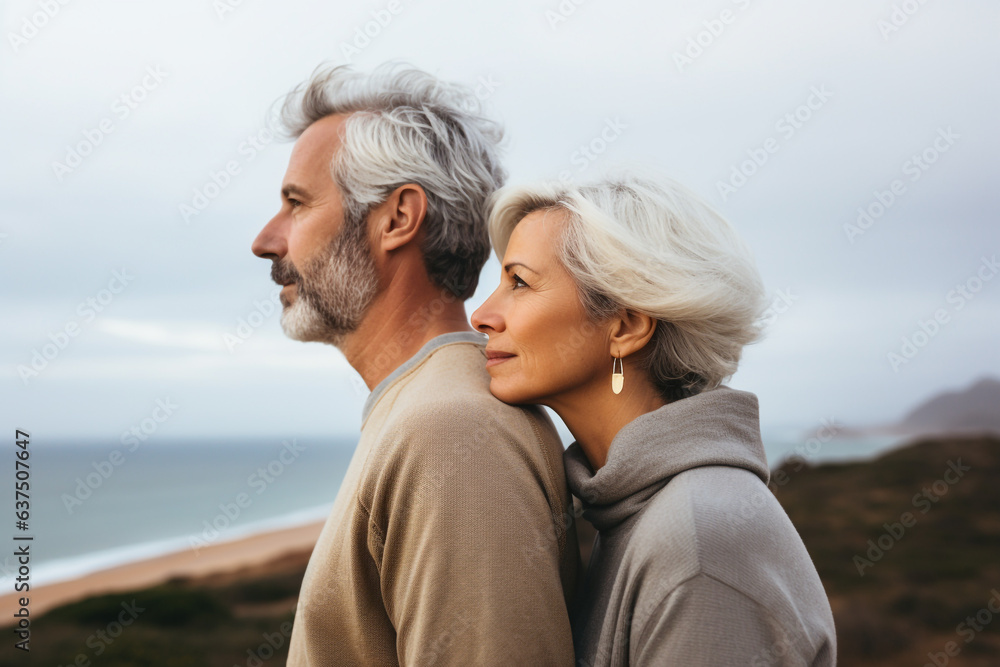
[271,217,379,348]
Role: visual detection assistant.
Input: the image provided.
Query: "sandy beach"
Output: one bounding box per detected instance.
[2,520,324,618]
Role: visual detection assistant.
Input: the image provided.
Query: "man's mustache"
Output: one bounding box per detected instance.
[271,258,302,287]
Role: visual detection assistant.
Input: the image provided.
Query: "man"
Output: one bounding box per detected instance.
[251,63,579,665]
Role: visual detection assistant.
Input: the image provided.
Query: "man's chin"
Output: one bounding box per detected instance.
[280,300,350,347]
[281,301,329,342]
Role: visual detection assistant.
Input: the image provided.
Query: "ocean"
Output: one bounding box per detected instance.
[10,428,908,590]
[11,436,352,589]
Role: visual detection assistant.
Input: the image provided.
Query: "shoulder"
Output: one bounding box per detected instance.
[630,466,812,596]
[623,467,834,655]
[612,467,771,600]
[630,572,822,666]
[383,341,562,458]
[636,467,793,557]
[359,344,575,559]
[365,341,565,496]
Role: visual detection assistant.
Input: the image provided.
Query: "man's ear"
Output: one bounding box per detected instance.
[372,183,428,253]
[609,309,657,359]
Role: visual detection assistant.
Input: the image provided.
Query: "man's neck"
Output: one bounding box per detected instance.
[341,283,476,391]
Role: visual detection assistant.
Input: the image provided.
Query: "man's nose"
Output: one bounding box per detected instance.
[252,213,286,259]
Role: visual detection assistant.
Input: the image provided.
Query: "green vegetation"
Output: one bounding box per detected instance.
[0,561,302,667]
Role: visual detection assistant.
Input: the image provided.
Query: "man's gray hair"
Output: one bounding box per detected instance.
[276,63,506,300]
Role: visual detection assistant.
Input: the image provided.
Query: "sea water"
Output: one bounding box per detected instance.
[7,435,353,588]
[7,427,906,590]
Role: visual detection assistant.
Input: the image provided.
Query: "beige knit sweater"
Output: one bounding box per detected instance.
[287,332,579,666]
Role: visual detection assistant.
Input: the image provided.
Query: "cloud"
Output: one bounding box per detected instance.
[95,318,223,351]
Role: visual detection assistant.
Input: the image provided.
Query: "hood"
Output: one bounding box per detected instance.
[564,385,770,532]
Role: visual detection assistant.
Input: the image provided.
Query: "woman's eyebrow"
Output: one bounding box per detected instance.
[503,262,537,274]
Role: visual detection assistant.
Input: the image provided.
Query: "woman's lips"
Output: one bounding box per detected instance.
[485,351,515,368]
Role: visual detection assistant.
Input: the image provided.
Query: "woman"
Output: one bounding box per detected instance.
[471,173,836,666]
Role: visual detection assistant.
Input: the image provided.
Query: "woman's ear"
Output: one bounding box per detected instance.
[372,183,428,253]
[609,310,657,358]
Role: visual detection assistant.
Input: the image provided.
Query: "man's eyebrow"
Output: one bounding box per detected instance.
[281,184,310,200]
[503,262,537,274]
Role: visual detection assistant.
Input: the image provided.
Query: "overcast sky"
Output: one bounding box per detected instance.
[2,0,998,444]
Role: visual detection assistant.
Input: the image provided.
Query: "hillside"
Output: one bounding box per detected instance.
[0,551,308,666]
[900,377,1000,434]
[835,377,1000,438]
[773,433,1000,665]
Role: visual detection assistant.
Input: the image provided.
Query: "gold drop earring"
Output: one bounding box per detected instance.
[611,357,624,394]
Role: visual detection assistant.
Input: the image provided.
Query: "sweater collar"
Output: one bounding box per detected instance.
[360,331,487,426]
[564,385,769,531]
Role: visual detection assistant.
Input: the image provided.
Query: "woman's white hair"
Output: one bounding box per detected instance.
[488,172,767,399]
[275,62,506,299]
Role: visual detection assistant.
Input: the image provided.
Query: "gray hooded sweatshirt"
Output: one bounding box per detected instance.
[564,386,836,666]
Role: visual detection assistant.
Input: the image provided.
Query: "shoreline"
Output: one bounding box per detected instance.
[1,520,324,618]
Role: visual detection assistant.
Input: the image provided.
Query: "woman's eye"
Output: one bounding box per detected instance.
[512,274,528,290]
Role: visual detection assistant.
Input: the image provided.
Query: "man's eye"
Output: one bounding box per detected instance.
[288,199,302,208]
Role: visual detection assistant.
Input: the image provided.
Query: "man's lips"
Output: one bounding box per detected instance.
[485,350,515,368]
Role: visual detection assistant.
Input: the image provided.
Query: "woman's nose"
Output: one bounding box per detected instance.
[472,288,504,334]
